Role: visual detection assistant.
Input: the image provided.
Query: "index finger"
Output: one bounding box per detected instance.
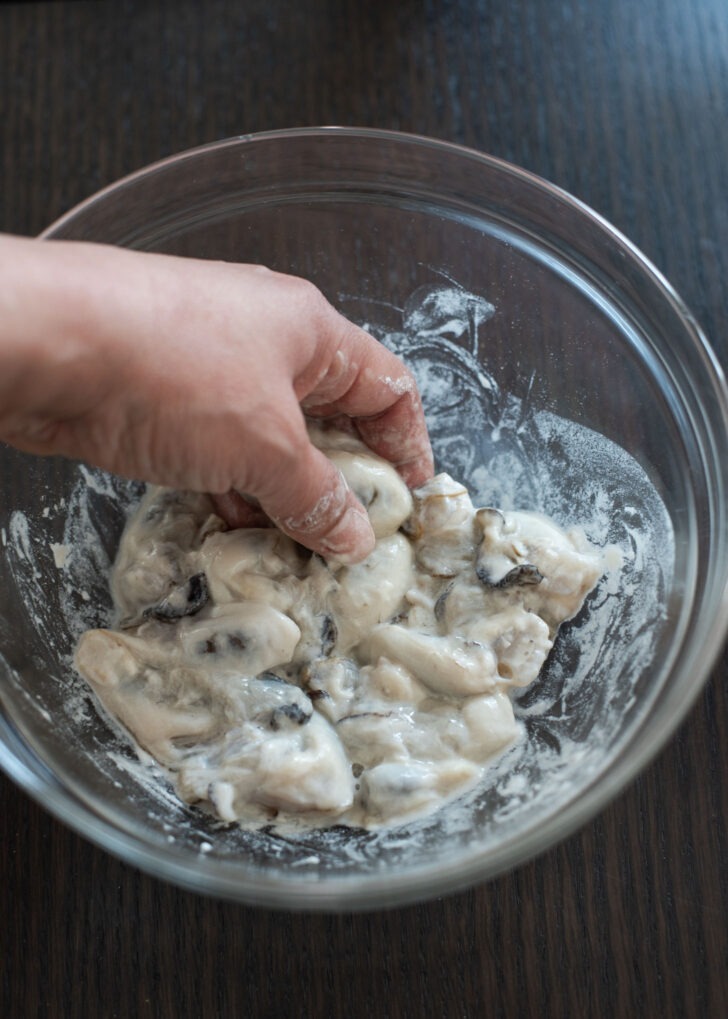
[299,319,434,487]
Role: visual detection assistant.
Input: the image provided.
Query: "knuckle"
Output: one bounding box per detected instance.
[280,274,326,311]
[290,280,339,336]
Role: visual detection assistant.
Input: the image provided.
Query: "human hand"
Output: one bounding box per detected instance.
[0,236,433,562]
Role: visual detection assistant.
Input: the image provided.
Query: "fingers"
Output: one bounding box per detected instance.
[354,389,434,488]
[272,470,375,564]
[229,407,376,563]
[299,315,435,488]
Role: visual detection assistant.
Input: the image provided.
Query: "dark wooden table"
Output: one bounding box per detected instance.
[2,1,727,1015]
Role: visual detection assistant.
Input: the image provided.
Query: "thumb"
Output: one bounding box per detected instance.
[238,426,376,564]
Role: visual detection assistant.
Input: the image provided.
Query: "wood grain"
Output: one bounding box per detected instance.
[2,1,728,1015]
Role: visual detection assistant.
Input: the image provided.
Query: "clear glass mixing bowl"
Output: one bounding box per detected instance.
[1,128,727,910]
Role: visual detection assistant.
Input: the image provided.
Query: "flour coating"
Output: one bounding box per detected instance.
[74,426,605,828]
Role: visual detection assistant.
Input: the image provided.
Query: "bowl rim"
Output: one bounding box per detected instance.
[2,125,723,909]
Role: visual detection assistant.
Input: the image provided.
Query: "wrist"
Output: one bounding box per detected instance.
[0,235,148,453]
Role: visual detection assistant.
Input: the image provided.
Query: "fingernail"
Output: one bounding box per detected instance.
[319,505,375,564]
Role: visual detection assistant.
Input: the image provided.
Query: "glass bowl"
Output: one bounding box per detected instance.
[2,128,727,911]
